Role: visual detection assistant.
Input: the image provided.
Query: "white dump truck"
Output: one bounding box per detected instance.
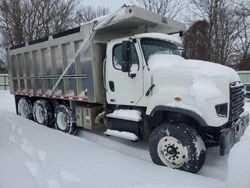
[8,5,249,173]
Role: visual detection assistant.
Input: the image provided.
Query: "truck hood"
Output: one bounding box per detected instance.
[148,54,240,84]
[148,54,240,110]
[146,54,240,127]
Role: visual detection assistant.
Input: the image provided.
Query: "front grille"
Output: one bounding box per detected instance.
[229,82,245,121]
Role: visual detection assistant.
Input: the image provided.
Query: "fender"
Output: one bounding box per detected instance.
[150,105,209,127]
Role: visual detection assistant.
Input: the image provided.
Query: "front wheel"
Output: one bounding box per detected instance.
[149,123,206,173]
[54,105,77,135]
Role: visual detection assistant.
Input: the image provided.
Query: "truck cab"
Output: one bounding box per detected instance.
[106,33,182,107]
[105,32,249,172]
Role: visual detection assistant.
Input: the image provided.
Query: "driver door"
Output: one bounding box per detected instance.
[106,41,144,105]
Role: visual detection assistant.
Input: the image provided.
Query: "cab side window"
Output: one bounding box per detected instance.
[113,43,139,70]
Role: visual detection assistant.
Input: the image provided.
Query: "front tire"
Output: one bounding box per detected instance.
[149,123,206,173]
[17,97,33,120]
[54,105,77,135]
[33,100,53,127]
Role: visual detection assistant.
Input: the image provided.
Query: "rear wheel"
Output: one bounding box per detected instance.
[17,97,33,120]
[33,100,53,127]
[149,123,206,173]
[54,105,76,135]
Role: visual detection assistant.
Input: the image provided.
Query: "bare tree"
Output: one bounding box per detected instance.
[48,0,76,34]
[75,6,110,24]
[183,20,209,60]
[0,48,7,73]
[0,0,76,46]
[189,0,241,65]
[234,1,250,70]
[134,0,184,18]
[0,44,6,63]
[240,0,250,15]
[0,0,24,45]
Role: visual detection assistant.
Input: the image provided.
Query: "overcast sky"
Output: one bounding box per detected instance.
[83,0,133,11]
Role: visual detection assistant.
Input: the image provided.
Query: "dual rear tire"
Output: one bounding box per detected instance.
[17,97,76,134]
[33,100,53,127]
[54,105,76,135]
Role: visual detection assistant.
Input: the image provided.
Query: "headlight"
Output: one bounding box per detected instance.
[215,103,228,117]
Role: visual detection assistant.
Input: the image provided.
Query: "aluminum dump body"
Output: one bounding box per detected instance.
[8,23,101,103]
[8,5,185,103]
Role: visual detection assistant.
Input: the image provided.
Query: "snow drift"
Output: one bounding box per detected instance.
[0,91,250,188]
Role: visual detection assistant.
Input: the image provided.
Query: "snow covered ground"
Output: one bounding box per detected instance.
[0,90,249,188]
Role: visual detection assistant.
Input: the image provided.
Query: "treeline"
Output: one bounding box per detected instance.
[136,0,250,70]
[183,0,250,70]
[0,0,110,72]
[0,0,110,46]
[0,0,250,71]
[0,59,7,73]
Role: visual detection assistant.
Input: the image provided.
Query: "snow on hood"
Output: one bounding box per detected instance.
[148,54,239,106]
[148,54,239,81]
[190,79,223,106]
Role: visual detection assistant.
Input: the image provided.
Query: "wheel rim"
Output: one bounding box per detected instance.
[35,105,45,124]
[57,111,68,131]
[157,136,187,168]
[18,99,29,117]
[18,100,25,117]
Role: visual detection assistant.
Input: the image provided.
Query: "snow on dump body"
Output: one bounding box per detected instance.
[107,109,142,122]
[148,54,239,81]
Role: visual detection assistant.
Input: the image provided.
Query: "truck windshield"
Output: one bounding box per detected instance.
[141,38,181,62]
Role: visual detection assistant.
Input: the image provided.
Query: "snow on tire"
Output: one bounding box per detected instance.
[149,123,206,173]
[17,97,33,120]
[33,100,53,127]
[54,105,76,135]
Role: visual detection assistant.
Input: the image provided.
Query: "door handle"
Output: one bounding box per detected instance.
[109,81,115,92]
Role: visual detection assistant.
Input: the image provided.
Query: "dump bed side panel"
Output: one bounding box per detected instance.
[8,23,105,103]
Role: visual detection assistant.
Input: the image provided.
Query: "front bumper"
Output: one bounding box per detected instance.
[219,111,249,155]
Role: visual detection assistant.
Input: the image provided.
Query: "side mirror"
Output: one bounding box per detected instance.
[179,31,184,37]
[129,64,138,78]
[121,40,131,72]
